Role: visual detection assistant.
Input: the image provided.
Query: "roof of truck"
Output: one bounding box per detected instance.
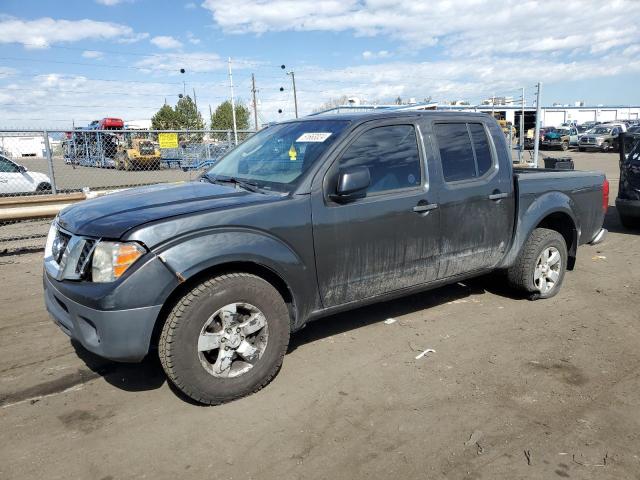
[299,110,493,122]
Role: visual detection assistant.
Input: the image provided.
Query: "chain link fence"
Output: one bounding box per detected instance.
[0,128,254,254]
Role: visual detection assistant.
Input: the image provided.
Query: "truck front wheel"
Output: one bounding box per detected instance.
[507,228,568,300]
[159,273,290,405]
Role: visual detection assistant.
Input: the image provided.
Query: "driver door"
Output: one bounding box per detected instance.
[311,121,441,308]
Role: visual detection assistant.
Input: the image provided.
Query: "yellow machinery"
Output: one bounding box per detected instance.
[116,137,161,170]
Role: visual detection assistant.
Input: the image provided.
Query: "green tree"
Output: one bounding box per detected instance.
[175,95,205,131]
[151,103,180,130]
[210,100,251,132]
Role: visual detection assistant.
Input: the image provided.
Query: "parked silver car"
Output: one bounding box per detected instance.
[578,126,623,152]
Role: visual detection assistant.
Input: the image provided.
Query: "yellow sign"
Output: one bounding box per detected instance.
[158,133,178,149]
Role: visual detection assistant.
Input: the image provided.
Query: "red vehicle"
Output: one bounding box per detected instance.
[95,118,124,130]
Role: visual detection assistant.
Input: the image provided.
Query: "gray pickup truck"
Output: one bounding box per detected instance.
[44,112,608,404]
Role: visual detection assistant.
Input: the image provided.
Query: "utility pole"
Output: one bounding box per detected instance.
[193,88,198,114]
[519,87,525,163]
[533,82,543,168]
[287,71,298,118]
[227,57,238,145]
[251,73,259,131]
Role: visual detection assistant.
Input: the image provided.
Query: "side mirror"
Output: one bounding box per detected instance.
[330,166,370,202]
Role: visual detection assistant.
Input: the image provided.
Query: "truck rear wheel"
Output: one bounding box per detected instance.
[507,228,567,300]
[159,273,290,405]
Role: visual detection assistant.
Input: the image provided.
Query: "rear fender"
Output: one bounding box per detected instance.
[499,191,578,269]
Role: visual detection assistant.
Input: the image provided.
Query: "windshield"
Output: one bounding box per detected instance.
[592,127,612,135]
[206,119,350,192]
[556,129,570,135]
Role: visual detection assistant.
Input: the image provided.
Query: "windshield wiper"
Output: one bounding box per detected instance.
[202,174,264,194]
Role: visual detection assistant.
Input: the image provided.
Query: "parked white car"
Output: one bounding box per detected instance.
[0,155,51,194]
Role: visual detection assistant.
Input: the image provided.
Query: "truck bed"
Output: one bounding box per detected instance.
[513,167,606,247]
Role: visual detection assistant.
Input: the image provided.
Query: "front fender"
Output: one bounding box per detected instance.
[154,228,314,326]
[499,191,578,269]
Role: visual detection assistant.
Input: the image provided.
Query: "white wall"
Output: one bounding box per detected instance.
[0,136,45,157]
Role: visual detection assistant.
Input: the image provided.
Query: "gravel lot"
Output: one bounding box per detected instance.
[2,149,640,479]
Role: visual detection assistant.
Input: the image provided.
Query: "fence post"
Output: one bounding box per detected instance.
[226,130,231,147]
[43,130,57,194]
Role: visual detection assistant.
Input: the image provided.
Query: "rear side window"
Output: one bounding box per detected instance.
[338,125,421,194]
[434,122,494,182]
[468,123,493,176]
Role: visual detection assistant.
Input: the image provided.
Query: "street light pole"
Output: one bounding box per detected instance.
[228,57,238,145]
[251,73,259,131]
[287,71,298,118]
[533,82,543,168]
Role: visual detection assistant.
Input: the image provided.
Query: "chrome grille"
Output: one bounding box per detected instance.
[75,239,97,275]
[44,222,98,281]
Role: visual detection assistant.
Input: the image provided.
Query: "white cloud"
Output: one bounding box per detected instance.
[135,52,226,73]
[202,0,640,57]
[362,50,390,60]
[150,35,184,49]
[185,2,197,9]
[95,0,137,5]
[186,31,201,45]
[82,50,104,59]
[0,16,143,48]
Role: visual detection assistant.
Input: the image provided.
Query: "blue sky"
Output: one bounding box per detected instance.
[0,0,639,128]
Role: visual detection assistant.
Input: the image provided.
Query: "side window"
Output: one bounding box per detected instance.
[434,122,494,182]
[434,123,476,182]
[338,125,421,194]
[0,156,19,173]
[468,123,493,177]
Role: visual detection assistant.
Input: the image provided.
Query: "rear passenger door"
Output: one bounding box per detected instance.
[430,121,514,278]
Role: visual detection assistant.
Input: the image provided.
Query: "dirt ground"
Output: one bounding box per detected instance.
[1,150,640,480]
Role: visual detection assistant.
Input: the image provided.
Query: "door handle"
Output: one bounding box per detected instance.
[413,203,439,213]
[488,192,509,201]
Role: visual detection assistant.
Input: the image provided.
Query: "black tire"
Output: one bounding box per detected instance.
[619,214,638,230]
[36,182,51,192]
[159,273,290,405]
[601,142,610,152]
[578,147,585,152]
[561,141,569,151]
[507,228,568,300]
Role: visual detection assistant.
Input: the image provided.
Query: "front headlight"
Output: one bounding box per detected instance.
[92,241,146,283]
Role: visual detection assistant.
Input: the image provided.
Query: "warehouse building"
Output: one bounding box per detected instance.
[316,102,640,133]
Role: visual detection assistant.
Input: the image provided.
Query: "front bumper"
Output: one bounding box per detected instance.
[616,197,640,218]
[578,143,603,150]
[44,273,161,362]
[541,141,565,149]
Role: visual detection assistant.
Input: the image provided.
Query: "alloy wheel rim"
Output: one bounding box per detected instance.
[197,302,268,378]
[534,246,562,294]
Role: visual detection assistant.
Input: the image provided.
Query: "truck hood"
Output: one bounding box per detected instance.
[57,181,281,238]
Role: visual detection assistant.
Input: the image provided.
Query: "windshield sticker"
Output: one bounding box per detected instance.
[288,144,297,161]
[296,132,332,143]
